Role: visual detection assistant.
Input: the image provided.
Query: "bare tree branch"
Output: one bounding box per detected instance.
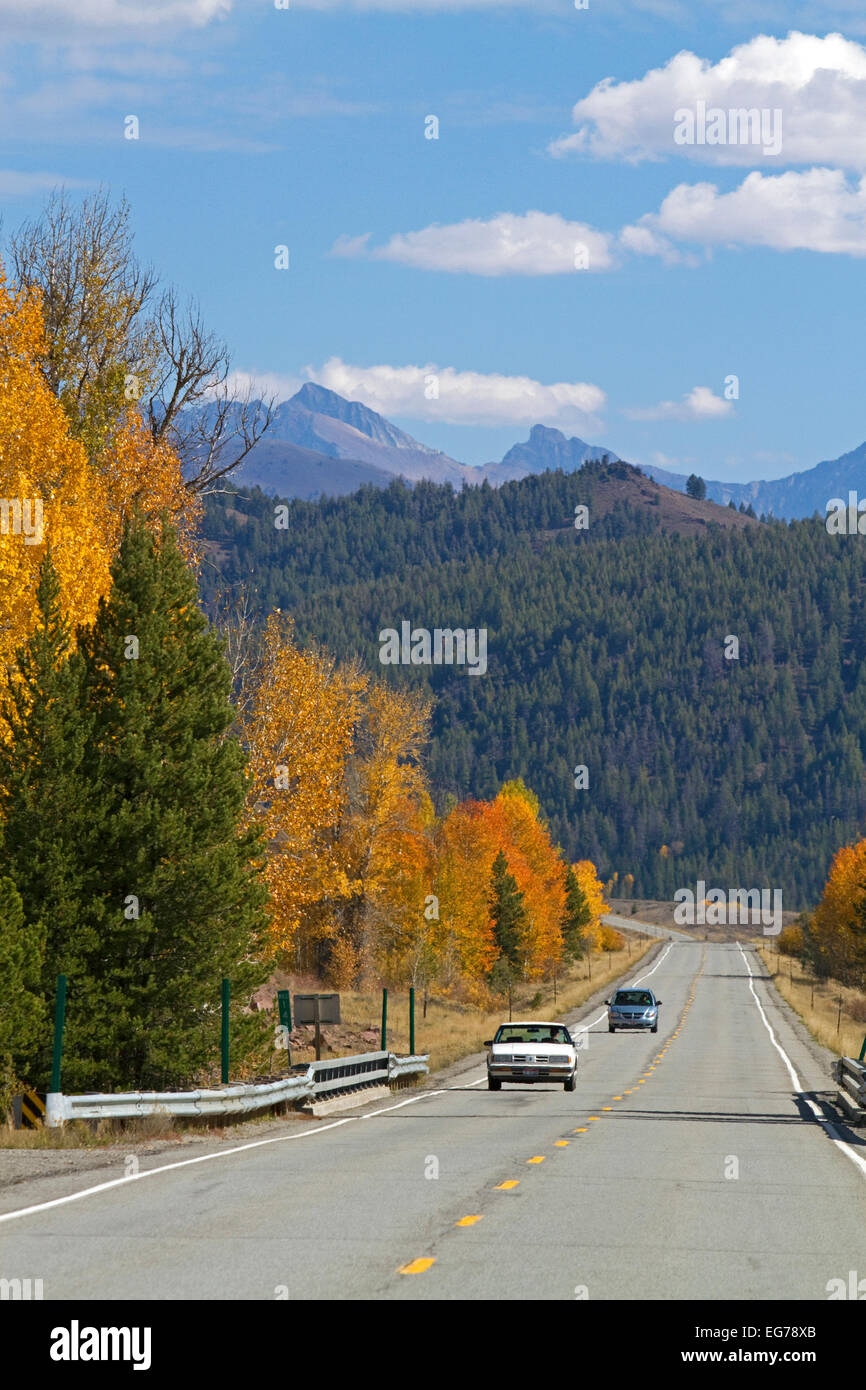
[8,187,275,491]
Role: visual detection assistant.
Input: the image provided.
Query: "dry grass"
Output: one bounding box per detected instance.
[287,937,656,1073]
[756,944,866,1060]
[0,1112,189,1150]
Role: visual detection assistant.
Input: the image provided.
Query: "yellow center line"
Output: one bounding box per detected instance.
[495,1179,519,1190]
[573,1127,588,1133]
[456,1215,483,1227]
[399,1258,435,1274]
[527,1155,545,1164]
[554,1140,569,1147]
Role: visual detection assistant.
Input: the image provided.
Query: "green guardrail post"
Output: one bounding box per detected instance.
[221,978,230,1083]
[859,1034,866,1063]
[277,990,292,1066]
[49,974,67,1094]
[380,988,388,1052]
[409,987,415,1056]
[277,989,292,1033]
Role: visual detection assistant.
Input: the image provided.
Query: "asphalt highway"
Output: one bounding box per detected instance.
[2,938,864,1300]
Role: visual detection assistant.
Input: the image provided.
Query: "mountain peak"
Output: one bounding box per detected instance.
[528,424,568,443]
[289,381,442,456]
[492,424,620,482]
[292,382,345,414]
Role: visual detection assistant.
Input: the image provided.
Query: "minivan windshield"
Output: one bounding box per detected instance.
[613,991,653,1006]
[494,1025,571,1044]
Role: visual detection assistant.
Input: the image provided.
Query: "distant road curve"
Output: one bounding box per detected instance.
[603,911,693,942]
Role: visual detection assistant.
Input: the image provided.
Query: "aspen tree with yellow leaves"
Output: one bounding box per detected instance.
[239,613,367,963]
[0,261,200,723]
[807,839,866,988]
[332,682,432,983]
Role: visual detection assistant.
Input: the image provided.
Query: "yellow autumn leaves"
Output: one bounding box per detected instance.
[808,839,866,986]
[242,616,608,994]
[0,264,199,719]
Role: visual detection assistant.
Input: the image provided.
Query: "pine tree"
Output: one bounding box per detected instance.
[0,876,45,1114]
[70,512,270,1091]
[686,474,706,500]
[562,866,591,960]
[488,849,527,970]
[0,551,96,1086]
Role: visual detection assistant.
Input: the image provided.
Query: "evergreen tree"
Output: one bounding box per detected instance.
[0,552,96,1085]
[562,866,591,960]
[488,849,526,969]
[686,474,706,499]
[0,876,45,1115]
[69,512,270,1091]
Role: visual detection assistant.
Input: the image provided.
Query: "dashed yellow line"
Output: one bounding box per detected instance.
[495,1179,519,1190]
[527,1155,545,1164]
[456,1214,483,1227]
[399,1257,435,1274]
[554,1140,569,1147]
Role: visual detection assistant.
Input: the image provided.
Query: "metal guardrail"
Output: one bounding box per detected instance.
[310,1051,390,1095]
[44,1051,429,1127]
[832,1057,866,1124]
[388,1053,431,1080]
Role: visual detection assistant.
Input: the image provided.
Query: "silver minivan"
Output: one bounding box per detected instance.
[605,988,662,1033]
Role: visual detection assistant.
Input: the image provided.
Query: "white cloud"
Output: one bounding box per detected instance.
[337,167,866,279]
[232,358,606,429]
[333,212,616,275]
[0,0,228,28]
[289,0,555,8]
[618,222,685,265]
[629,167,866,257]
[0,170,92,196]
[625,386,733,422]
[551,31,866,170]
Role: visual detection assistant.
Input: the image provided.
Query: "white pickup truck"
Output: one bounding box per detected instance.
[484,1021,578,1092]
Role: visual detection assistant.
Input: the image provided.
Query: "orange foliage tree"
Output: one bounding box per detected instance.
[808,840,866,986]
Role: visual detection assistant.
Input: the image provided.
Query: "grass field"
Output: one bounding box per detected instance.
[756,943,866,1061]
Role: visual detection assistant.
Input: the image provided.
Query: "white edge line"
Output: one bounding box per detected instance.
[737,941,866,1181]
[0,1116,362,1225]
[1,1083,457,1224]
[361,1090,444,1117]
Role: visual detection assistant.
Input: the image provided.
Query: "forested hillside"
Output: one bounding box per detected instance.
[200,462,866,909]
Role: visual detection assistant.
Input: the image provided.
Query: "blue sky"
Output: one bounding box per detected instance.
[3,0,866,477]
